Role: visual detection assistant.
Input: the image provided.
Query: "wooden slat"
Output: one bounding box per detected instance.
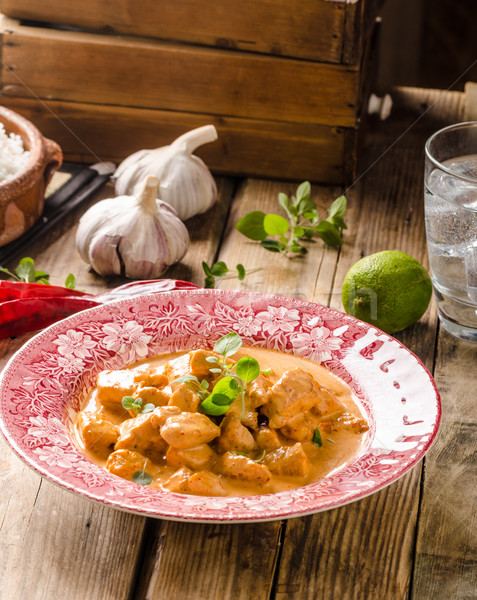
[412,334,477,599]
[463,81,477,121]
[0,96,351,184]
[0,0,349,63]
[134,520,283,600]
[0,17,360,128]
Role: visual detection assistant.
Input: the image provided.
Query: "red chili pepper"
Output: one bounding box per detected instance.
[0,296,101,338]
[0,280,94,301]
[0,279,201,339]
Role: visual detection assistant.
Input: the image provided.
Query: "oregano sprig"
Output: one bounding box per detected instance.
[132,460,153,486]
[236,181,347,256]
[121,396,155,415]
[0,256,76,288]
[202,260,261,289]
[170,332,261,417]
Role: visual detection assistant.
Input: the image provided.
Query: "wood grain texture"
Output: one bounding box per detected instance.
[275,472,421,600]
[0,18,360,128]
[134,520,283,600]
[0,0,349,63]
[0,97,351,184]
[412,333,477,599]
[463,81,477,121]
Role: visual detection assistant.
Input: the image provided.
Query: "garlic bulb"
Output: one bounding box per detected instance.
[76,175,189,279]
[114,125,218,221]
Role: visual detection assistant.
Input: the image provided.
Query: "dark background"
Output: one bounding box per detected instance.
[377,0,477,92]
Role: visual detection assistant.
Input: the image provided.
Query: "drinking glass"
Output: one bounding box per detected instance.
[424,121,477,342]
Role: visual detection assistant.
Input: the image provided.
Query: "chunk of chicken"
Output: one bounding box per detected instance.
[264,443,311,478]
[166,443,215,471]
[168,383,201,412]
[76,412,119,456]
[134,385,171,408]
[246,373,272,408]
[253,426,282,451]
[217,417,256,454]
[310,386,346,419]
[280,411,318,442]
[187,471,226,497]
[227,395,258,429]
[96,369,139,409]
[220,452,272,485]
[115,406,181,458]
[132,364,168,388]
[162,467,225,496]
[163,467,192,493]
[165,353,191,383]
[160,412,220,449]
[261,368,323,429]
[336,413,369,434]
[189,349,220,377]
[166,350,219,385]
[106,449,146,480]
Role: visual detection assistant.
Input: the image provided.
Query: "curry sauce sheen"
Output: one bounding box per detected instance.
[72,347,369,497]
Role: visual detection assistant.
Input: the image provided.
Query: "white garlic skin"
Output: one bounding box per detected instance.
[114,125,218,221]
[76,176,190,279]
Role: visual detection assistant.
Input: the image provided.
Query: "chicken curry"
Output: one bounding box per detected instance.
[73,333,368,497]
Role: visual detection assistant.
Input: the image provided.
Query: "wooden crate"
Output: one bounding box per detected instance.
[0,1,381,183]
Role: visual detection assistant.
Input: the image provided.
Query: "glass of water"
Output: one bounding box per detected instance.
[425,121,477,342]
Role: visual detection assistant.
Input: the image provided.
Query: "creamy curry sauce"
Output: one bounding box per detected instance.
[72,347,369,497]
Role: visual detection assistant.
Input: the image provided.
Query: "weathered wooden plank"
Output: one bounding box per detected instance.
[0,96,351,184]
[134,520,283,600]
[463,81,477,121]
[0,0,349,63]
[275,472,421,600]
[411,335,477,599]
[0,17,360,128]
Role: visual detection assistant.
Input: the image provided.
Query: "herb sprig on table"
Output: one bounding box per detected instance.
[202,261,262,289]
[236,181,347,256]
[0,257,76,288]
[171,332,262,417]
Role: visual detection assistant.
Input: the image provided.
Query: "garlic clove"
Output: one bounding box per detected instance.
[76,175,190,279]
[114,125,218,221]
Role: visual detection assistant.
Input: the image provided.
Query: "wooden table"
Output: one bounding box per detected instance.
[1,86,476,599]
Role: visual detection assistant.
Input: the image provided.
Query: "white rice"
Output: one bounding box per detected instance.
[0,123,30,183]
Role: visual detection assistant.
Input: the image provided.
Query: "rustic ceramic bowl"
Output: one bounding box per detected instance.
[0,106,62,246]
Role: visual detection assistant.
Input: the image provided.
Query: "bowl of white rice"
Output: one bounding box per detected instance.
[0,106,62,246]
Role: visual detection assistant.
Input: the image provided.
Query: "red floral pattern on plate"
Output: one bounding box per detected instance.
[0,289,441,523]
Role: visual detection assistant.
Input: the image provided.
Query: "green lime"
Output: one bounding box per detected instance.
[341,251,432,333]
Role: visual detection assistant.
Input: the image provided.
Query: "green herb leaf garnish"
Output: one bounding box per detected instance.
[214,331,242,359]
[173,332,263,418]
[235,356,260,383]
[122,396,143,415]
[313,428,323,448]
[132,460,153,486]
